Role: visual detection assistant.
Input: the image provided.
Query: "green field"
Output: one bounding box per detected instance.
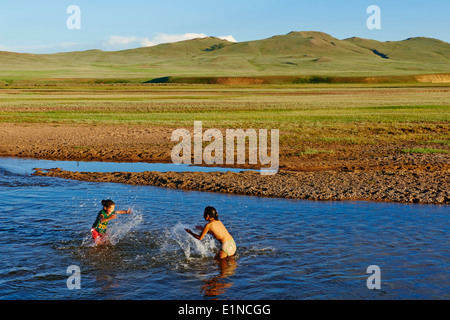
[1,31,449,158]
[1,83,449,153]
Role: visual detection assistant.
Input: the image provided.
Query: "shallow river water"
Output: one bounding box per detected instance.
[0,157,448,299]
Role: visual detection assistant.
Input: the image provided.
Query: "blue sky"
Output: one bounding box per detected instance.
[0,0,448,53]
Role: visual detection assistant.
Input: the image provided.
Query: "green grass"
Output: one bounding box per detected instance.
[425,139,450,146]
[292,149,335,156]
[1,85,448,126]
[0,84,449,152]
[0,31,449,82]
[315,137,361,144]
[1,104,448,126]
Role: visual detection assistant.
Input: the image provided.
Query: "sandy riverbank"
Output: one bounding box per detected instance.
[32,166,449,205]
[1,122,449,204]
[1,122,448,172]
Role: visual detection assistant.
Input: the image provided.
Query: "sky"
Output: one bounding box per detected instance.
[0,0,448,53]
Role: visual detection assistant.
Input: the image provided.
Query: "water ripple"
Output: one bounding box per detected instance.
[0,157,449,299]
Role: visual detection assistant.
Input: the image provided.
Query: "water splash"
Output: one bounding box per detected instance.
[161,221,217,260]
[80,210,144,247]
[107,211,144,245]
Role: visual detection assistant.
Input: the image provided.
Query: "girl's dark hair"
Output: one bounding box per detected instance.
[101,199,115,208]
[204,206,219,220]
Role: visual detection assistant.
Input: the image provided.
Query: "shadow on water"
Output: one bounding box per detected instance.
[200,258,238,299]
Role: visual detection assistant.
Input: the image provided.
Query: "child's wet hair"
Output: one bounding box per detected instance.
[204,206,219,220]
[101,199,115,208]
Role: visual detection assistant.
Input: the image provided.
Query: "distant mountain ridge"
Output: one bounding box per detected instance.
[1,31,449,82]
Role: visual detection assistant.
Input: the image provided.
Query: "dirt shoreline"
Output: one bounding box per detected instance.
[1,122,449,205]
[32,167,449,205]
[1,122,449,171]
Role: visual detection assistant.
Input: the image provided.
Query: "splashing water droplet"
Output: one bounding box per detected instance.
[161,221,217,260]
[103,211,144,245]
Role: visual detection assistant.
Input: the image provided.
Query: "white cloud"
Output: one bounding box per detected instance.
[152,33,208,44]
[0,33,238,54]
[104,35,154,48]
[218,35,237,42]
[103,33,206,50]
[140,38,157,47]
[103,33,237,50]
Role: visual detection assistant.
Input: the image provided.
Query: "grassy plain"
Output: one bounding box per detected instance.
[0,83,448,172]
[1,31,448,202]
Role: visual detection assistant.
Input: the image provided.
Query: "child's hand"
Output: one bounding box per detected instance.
[126,208,132,214]
[185,229,192,235]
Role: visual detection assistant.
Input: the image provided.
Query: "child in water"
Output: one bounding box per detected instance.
[185,206,236,259]
[91,199,132,245]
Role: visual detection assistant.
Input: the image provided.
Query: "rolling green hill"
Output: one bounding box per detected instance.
[1,31,449,83]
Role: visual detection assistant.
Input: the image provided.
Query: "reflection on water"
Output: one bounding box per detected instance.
[201,259,238,299]
[0,157,449,300]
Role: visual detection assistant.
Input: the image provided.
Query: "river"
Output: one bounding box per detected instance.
[0,157,448,299]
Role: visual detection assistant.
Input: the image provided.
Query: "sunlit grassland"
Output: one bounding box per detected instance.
[0,84,449,150]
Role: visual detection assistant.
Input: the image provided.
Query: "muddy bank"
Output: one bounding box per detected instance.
[32,167,450,205]
[3,122,450,204]
[1,122,449,173]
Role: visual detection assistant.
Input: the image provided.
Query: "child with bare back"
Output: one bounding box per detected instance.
[185,206,236,260]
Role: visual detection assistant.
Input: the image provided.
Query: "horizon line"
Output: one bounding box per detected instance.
[1,30,448,55]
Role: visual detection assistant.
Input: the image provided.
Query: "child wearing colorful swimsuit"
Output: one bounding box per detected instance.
[221,238,237,257]
[185,206,236,259]
[91,199,132,245]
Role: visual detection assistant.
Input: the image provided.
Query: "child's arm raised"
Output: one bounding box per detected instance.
[186,223,210,241]
[115,208,132,215]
